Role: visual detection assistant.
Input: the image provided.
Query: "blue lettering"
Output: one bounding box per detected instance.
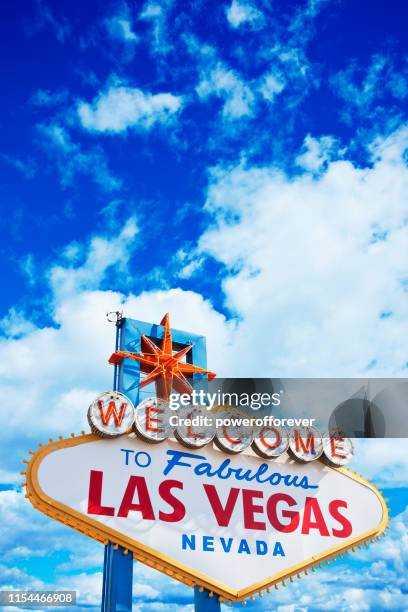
[164,451,318,490]
[134,451,151,468]
[164,450,206,476]
[194,463,213,477]
[203,536,215,552]
[181,534,286,556]
[254,463,269,481]
[238,539,251,554]
[215,459,234,480]
[120,448,134,465]
[273,542,285,556]
[182,534,196,550]
[269,473,282,486]
[256,540,268,555]
[220,537,233,553]
[298,475,316,489]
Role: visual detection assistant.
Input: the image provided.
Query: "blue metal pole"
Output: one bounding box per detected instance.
[102,544,133,612]
[194,586,221,611]
[101,316,133,612]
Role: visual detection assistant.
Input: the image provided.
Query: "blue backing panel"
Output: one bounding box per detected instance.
[194,586,221,611]
[119,318,208,404]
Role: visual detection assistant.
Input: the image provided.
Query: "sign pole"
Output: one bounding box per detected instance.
[194,587,221,611]
[102,544,133,611]
[101,314,133,612]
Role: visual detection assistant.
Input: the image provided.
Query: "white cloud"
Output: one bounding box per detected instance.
[352,439,408,488]
[29,0,71,44]
[105,5,138,43]
[2,127,408,482]
[226,0,263,28]
[19,254,36,286]
[0,490,88,563]
[133,582,159,599]
[0,285,230,445]
[111,18,137,41]
[198,125,408,377]
[331,53,408,124]
[49,217,138,299]
[55,571,103,606]
[0,562,45,590]
[78,84,183,133]
[0,307,36,338]
[1,154,37,179]
[140,0,174,56]
[173,246,205,279]
[57,550,103,572]
[259,72,285,102]
[30,88,68,107]
[332,54,388,113]
[193,47,293,122]
[0,219,231,481]
[38,123,122,192]
[296,134,339,172]
[1,203,408,605]
[196,64,255,119]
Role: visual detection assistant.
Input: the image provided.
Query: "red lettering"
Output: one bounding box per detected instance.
[243,490,266,530]
[267,493,299,532]
[145,406,162,432]
[159,480,186,522]
[87,470,115,516]
[260,426,281,449]
[117,476,155,519]
[203,484,240,526]
[222,425,241,445]
[329,500,352,537]
[98,400,126,427]
[301,497,330,536]
[330,436,346,458]
[186,411,204,440]
[295,430,315,454]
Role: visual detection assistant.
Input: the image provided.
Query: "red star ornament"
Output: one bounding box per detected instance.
[109,313,216,400]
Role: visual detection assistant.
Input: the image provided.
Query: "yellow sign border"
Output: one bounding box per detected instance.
[24,433,389,604]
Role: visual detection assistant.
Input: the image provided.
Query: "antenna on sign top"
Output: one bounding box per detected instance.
[106,312,124,391]
[106,311,123,326]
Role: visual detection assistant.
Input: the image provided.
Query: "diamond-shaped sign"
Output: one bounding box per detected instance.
[25,433,388,603]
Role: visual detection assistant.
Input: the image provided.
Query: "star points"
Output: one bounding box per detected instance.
[109,313,216,400]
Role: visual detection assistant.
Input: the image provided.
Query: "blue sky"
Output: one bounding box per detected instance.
[1,0,408,610]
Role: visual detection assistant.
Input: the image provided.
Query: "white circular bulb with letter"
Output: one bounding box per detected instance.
[322,431,354,466]
[133,397,172,442]
[214,409,254,454]
[252,425,289,459]
[288,426,323,462]
[174,406,215,449]
[88,391,135,437]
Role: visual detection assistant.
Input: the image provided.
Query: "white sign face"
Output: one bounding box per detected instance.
[252,426,289,458]
[174,406,215,448]
[26,434,387,602]
[133,398,173,442]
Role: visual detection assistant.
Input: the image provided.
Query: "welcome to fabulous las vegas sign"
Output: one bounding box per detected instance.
[23,314,389,605]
